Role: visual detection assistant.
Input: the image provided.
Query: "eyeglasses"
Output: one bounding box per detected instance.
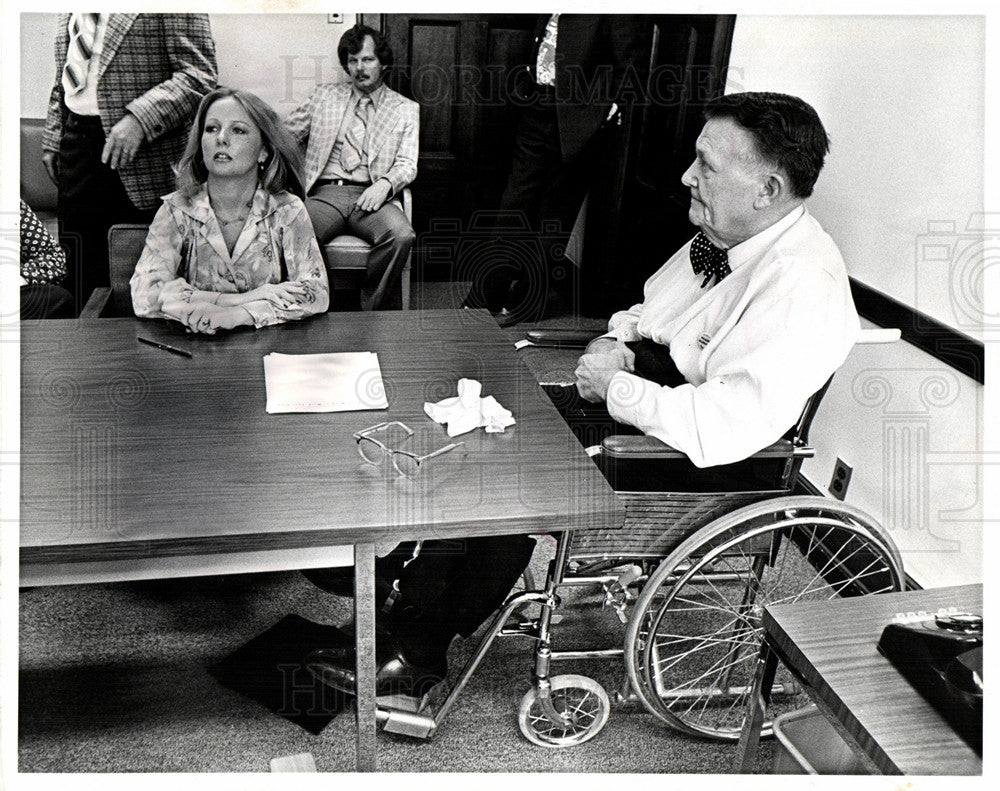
[354,421,466,478]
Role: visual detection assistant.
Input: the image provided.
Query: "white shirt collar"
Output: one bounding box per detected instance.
[726,204,806,271]
[352,82,386,111]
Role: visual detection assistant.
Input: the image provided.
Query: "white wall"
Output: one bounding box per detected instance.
[729,15,985,340]
[729,16,985,586]
[802,322,983,586]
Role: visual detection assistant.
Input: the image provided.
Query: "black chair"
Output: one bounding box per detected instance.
[80,223,148,318]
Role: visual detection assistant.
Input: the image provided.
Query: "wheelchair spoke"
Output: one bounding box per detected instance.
[654,631,758,694]
[647,615,746,669]
[624,503,904,741]
[517,675,610,747]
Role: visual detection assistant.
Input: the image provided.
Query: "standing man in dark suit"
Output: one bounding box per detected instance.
[466,14,649,326]
[42,13,217,314]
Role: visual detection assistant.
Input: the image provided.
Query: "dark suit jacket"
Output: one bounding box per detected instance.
[44,13,217,210]
[530,14,649,161]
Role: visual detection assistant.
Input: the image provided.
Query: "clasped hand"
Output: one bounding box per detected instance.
[574,338,636,403]
[177,303,251,335]
[240,282,312,309]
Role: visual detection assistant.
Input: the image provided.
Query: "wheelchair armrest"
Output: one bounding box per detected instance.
[79,287,111,318]
[524,329,599,349]
[600,434,813,460]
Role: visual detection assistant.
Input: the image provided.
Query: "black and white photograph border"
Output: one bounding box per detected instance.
[1,0,997,789]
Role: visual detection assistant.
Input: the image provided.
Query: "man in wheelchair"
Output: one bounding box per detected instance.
[306,91,861,701]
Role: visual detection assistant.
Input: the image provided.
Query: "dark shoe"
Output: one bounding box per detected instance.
[306,637,447,699]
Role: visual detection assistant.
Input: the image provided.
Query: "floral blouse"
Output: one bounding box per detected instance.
[130,185,329,327]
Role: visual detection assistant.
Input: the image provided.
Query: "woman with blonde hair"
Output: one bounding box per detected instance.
[131,87,329,333]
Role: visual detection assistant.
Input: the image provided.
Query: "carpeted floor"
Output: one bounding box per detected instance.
[16,283,777,775]
[17,555,774,774]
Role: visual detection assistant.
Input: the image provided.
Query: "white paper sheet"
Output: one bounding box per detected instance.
[263,351,389,413]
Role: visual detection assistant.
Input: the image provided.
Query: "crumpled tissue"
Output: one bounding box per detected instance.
[423,378,516,437]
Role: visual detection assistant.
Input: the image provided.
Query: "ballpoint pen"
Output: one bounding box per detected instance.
[137,336,193,358]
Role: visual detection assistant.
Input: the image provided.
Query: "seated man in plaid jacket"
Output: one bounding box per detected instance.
[284,24,419,310]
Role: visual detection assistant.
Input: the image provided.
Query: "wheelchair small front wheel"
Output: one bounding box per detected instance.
[517,674,610,748]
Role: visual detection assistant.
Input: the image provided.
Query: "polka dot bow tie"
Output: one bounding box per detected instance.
[689,232,731,288]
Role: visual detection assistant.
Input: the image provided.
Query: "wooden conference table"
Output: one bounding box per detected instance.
[735,583,983,775]
[20,309,624,771]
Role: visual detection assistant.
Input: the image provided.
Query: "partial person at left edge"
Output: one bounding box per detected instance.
[20,200,74,320]
[42,13,218,316]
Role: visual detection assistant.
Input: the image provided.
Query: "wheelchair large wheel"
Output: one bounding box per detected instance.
[624,496,905,740]
[518,674,611,748]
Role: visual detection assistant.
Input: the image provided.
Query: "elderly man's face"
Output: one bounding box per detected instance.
[681,117,768,249]
[347,35,385,93]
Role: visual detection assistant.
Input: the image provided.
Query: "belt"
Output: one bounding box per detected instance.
[66,111,103,126]
[314,178,371,188]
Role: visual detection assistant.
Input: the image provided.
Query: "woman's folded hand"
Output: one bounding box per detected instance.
[177,302,253,334]
[217,282,309,310]
[252,281,310,308]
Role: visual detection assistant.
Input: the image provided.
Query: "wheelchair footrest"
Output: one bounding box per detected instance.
[378,707,437,739]
[375,683,446,739]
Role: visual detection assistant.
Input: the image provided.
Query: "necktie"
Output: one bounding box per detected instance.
[341,95,372,173]
[689,232,731,288]
[535,14,559,86]
[62,13,100,97]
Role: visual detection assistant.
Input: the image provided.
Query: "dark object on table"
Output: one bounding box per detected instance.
[209,613,351,734]
[877,612,983,754]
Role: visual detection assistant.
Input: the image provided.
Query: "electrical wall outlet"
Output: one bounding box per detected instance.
[828,457,853,500]
[327,14,344,24]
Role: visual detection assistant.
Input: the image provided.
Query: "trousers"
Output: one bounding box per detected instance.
[20,284,75,320]
[467,98,611,319]
[57,112,156,315]
[305,182,415,310]
[375,534,537,663]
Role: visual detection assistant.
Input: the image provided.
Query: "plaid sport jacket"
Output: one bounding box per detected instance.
[284,82,419,195]
[43,13,218,210]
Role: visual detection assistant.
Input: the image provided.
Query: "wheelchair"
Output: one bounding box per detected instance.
[367,329,906,749]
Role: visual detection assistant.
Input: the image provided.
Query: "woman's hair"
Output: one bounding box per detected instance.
[175,87,306,199]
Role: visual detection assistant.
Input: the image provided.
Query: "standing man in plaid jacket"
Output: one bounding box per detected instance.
[285,24,419,310]
[42,13,217,315]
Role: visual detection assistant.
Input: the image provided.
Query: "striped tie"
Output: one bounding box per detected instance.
[340,95,372,173]
[62,13,100,97]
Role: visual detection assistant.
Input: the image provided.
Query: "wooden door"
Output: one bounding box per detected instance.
[585,14,736,310]
[365,13,734,293]
[369,14,536,256]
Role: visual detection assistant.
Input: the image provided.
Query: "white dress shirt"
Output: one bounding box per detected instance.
[603,205,860,467]
[63,13,108,116]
